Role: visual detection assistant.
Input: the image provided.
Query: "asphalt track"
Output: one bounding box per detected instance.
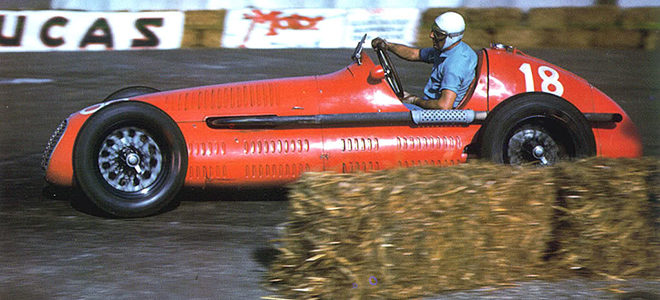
[0,48,658,299]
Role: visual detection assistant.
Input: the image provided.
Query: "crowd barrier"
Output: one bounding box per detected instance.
[1,6,657,52]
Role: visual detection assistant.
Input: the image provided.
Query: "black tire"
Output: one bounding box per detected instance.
[73,101,187,217]
[479,93,596,165]
[104,86,159,101]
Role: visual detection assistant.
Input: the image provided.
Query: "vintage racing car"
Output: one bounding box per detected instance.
[42,35,642,217]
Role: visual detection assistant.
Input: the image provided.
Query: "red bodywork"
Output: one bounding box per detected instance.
[44,46,642,188]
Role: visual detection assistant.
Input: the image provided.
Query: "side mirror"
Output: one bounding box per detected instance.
[369,66,386,81]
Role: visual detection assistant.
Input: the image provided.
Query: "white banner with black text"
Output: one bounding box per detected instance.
[0,10,184,52]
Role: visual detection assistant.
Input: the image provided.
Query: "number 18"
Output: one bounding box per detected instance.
[519,63,564,97]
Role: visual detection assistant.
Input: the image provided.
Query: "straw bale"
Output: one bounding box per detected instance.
[269,163,556,299]
[566,6,621,29]
[460,8,525,30]
[528,7,620,30]
[621,7,660,30]
[182,29,223,48]
[591,29,643,49]
[182,10,225,48]
[642,30,659,51]
[542,29,594,48]
[462,28,492,49]
[181,29,201,48]
[548,158,659,279]
[493,27,545,49]
[184,10,226,30]
[528,8,571,30]
[268,158,658,299]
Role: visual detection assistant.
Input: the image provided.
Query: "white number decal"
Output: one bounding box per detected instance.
[518,63,564,96]
[518,63,535,92]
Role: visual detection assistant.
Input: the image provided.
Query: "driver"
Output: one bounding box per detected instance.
[372,11,477,110]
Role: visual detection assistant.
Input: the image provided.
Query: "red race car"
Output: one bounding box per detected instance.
[42,35,641,217]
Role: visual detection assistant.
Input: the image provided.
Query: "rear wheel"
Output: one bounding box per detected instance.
[480,93,596,166]
[73,101,187,217]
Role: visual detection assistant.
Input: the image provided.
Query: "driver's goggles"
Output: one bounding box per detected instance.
[431,23,463,40]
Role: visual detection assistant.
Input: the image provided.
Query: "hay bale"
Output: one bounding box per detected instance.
[459,8,525,30]
[268,158,659,299]
[621,7,660,30]
[462,28,492,49]
[493,27,545,49]
[543,29,594,48]
[528,7,621,30]
[182,10,226,48]
[549,158,659,279]
[269,163,556,299]
[591,29,643,49]
[566,6,621,29]
[528,8,571,30]
[642,30,659,51]
[182,28,223,48]
[184,10,226,30]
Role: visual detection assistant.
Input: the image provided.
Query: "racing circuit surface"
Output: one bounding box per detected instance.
[1,48,658,299]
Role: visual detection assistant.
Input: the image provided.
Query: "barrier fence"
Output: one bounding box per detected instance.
[1,6,657,52]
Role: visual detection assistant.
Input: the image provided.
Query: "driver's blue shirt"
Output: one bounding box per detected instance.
[418,41,477,108]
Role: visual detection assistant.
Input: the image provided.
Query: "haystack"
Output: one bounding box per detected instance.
[268,158,658,299]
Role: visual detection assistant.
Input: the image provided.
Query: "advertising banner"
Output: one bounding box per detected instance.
[221,8,420,48]
[0,11,185,52]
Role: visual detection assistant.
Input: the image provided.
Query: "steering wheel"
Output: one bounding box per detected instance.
[375,46,404,99]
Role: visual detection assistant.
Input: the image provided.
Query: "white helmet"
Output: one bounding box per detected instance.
[433,12,465,50]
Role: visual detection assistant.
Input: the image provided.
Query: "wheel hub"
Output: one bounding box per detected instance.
[532,145,549,165]
[507,127,560,166]
[125,152,140,167]
[97,126,163,193]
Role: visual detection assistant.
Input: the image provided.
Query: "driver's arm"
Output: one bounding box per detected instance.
[405,89,456,110]
[372,38,420,61]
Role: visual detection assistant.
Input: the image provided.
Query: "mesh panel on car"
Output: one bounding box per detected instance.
[41,119,68,170]
[411,110,475,125]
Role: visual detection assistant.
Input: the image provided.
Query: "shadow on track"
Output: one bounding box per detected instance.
[42,184,290,218]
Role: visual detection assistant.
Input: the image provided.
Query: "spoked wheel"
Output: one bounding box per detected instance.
[374,47,404,99]
[480,93,596,166]
[506,124,566,166]
[97,126,164,193]
[74,101,187,217]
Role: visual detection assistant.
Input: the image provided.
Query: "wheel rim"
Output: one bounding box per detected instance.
[506,126,564,166]
[97,126,163,193]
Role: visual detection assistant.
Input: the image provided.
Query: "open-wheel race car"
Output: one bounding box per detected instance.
[42,35,642,217]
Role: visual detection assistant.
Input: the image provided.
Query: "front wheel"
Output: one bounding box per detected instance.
[479,93,596,166]
[73,101,187,217]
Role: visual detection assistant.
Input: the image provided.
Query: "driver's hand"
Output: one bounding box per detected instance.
[371,37,388,50]
[402,91,420,105]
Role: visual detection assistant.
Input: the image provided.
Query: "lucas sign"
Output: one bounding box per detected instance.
[0,11,184,52]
